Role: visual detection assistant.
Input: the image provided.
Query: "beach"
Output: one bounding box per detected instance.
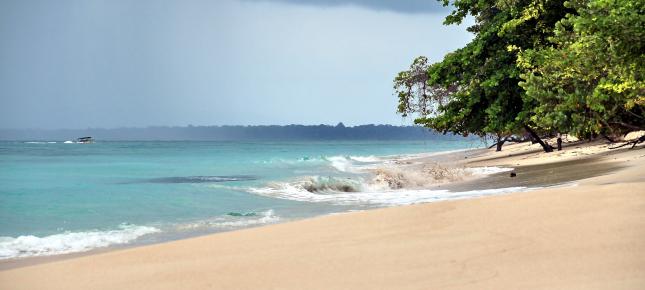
[2,0,642,288]
[1,140,644,289]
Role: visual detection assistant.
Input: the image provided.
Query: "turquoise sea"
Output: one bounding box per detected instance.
[0,140,491,259]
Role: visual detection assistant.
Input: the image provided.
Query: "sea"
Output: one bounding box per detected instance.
[0,139,518,260]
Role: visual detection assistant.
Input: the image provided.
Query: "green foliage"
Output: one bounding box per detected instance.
[396,0,569,139]
[519,0,645,137]
[395,0,643,145]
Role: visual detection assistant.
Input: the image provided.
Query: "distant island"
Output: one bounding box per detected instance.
[0,123,472,141]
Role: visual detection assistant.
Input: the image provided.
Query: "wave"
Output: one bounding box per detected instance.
[176,210,280,230]
[256,155,384,173]
[371,165,513,189]
[248,183,530,206]
[239,177,365,200]
[297,176,362,193]
[1,211,280,260]
[371,166,463,190]
[0,224,160,260]
[24,141,57,144]
[348,155,380,162]
[261,155,373,172]
[326,156,354,172]
[303,177,361,193]
[325,155,384,173]
[244,163,517,206]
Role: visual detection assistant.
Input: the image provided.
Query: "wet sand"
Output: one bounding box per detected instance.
[445,155,625,191]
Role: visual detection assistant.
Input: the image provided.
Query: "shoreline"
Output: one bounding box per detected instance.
[0,143,635,264]
[0,145,514,269]
[2,141,644,289]
[0,145,490,268]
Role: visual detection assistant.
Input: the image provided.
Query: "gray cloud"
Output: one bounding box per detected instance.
[243,0,446,13]
[1,0,471,129]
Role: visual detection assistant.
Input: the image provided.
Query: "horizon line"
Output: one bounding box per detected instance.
[1,123,425,131]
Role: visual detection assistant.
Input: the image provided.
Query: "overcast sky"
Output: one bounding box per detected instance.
[0,0,472,129]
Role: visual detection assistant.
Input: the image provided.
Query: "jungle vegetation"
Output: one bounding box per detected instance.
[395,0,644,151]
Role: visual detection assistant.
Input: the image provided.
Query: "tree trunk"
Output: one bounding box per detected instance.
[496,140,505,151]
[556,133,562,151]
[523,125,554,153]
[496,133,505,152]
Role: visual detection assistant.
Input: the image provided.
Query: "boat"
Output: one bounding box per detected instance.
[76,137,94,144]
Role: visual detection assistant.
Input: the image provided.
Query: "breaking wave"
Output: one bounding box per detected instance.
[245,163,517,206]
[302,176,362,193]
[326,155,383,172]
[0,224,160,260]
[0,210,283,260]
[248,184,530,206]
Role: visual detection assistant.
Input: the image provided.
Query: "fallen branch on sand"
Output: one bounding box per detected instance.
[609,135,645,149]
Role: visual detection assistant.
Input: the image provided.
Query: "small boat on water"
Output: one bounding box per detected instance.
[76,137,94,144]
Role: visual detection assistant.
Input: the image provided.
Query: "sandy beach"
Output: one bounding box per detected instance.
[1,140,644,289]
[3,0,642,288]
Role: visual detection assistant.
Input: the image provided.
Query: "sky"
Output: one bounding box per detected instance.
[0,0,472,129]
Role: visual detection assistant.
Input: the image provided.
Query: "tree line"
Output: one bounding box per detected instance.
[395,0,644,152]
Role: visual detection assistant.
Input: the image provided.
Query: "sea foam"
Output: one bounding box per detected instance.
[246,161,520,206]
[467,166,515,175]
[176,210,280,230]
[248,184,530,206]
[0,224,160,259]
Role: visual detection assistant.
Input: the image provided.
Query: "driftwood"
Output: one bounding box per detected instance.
[609,135,645,149]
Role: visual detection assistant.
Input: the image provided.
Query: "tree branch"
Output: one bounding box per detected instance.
[609,135,645,149]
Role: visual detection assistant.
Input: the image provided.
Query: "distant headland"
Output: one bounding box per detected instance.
[0,123,473,141]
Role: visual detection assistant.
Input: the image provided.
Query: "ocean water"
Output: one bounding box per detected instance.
[0,139,517,259]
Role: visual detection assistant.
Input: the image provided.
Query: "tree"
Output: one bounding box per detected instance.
[518,0,645,139]
[396,0,570,152]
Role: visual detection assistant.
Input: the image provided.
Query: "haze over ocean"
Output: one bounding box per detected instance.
[0,0,472,130]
